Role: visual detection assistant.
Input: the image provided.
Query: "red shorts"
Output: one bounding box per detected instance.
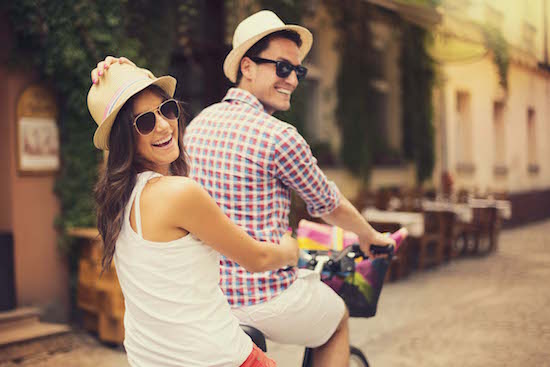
[240,344,276,367]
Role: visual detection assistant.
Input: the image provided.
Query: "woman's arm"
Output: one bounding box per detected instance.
[163,177,299,272]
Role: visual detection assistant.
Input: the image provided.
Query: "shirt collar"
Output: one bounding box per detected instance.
[222,88,266,113]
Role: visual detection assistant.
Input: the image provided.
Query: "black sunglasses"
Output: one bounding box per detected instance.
[249,57,308,81]
[132,99,180,135]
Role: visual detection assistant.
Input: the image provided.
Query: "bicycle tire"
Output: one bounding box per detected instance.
[349,346,369,367]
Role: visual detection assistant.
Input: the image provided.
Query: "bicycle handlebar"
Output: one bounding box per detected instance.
[300,227,408,275]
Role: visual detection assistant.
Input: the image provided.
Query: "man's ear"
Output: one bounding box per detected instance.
[240,57,255,81]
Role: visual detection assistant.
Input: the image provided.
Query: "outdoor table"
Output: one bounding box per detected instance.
[468,198,512,220]
[362,207,435,274]
[362,207,424,237]
[421,200,473,223]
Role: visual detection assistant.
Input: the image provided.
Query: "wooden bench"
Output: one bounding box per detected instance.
[69,228,125,345]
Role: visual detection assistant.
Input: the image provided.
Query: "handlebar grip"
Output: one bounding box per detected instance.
[369,244,395,256]
[390,227,408,247]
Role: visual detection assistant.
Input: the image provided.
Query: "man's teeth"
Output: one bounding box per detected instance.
[276,88,291,95]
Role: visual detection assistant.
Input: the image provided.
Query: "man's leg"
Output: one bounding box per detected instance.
[311,308,349,367]
[231,270,347,358]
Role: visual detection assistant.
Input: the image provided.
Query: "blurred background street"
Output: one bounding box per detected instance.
[2,219,549,367]
[1,0,550,366]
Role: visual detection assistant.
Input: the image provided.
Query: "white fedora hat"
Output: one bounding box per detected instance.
[88,63,176,150]
[223,10,313,83]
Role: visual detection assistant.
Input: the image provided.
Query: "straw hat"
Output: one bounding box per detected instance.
[223,10,313,83]
[87,63,176,150]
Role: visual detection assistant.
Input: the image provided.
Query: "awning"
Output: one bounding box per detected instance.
[427,12,538,67]
[428,30,488,63]
[366,0,442,28]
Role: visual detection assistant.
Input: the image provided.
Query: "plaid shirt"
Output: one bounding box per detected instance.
[184,88,340,307]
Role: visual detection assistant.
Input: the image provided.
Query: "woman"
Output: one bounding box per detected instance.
[87,63,296,366]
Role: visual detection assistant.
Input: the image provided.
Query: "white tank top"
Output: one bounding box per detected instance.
[114,171,252,367]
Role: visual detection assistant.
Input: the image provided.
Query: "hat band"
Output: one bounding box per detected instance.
[103,77,149,120]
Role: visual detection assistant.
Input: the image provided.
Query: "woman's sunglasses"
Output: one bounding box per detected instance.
[132,99,180,135]
[249,57,308,81]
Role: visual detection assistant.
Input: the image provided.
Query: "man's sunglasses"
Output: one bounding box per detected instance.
[132,99,180,135]
[249,57,308,81]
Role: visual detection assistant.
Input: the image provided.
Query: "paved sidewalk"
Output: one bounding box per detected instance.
[0,332,127,367]
[2,219,549,366]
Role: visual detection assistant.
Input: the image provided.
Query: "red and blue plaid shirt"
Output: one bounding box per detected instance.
[184,88,340,307]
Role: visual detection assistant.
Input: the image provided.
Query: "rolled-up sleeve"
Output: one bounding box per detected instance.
[270,127,340,217]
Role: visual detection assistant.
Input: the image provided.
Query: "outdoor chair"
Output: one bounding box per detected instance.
[458,206,498,254]
[414,210,445,270]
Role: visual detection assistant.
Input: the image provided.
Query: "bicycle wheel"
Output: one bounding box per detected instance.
[350,346,369,367]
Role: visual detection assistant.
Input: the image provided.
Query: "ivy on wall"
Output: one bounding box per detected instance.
[326,0,437,184]
[482,24,509,89]
[5,0,178,255]
[258,0,308,24]
[324,1,377,182]
[400,22,436,183]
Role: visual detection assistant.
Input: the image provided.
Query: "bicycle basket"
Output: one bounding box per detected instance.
[297,219,391,318]
[322,257,390,318]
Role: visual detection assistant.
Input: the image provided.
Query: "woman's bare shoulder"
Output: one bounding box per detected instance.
[140,176,214,230]
[144,176,206,204]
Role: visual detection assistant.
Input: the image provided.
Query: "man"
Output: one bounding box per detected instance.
[92,10,393,367]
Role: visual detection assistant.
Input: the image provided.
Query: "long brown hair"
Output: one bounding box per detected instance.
[94,85,188,272]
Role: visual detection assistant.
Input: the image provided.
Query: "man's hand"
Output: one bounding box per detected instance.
[91,56,136,84]
[359,230,396,259]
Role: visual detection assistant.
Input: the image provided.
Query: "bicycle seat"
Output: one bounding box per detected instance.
[240,325,267,352]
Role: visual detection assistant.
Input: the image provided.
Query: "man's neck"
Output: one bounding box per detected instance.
[235,82,254,97]
[233,83,275,115]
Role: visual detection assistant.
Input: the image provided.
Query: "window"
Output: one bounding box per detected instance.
[306,29,320,65]
[304,79,321,142]
[493,101,507,175]
[369,19,401,165]
[527,108,539,174]
[456,91,474,173]
[173,0,228,117]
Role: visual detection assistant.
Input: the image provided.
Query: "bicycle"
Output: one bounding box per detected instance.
[242,228,407,367]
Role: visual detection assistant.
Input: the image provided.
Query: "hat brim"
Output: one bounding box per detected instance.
[223,25,313,83]
[93,76,176,150]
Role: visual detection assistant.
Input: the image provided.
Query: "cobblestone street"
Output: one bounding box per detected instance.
[3,219,550,366]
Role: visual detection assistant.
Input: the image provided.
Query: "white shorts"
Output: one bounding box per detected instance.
[232,269,346,348]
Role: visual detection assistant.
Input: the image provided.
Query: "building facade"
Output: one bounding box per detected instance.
[0,12,69,322]
[433,0,550,223]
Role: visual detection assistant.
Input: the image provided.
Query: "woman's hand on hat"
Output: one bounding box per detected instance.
[91,56,136,84]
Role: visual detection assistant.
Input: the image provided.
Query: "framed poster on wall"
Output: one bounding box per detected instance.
[17,117,60,173]
[16,85,59,174]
